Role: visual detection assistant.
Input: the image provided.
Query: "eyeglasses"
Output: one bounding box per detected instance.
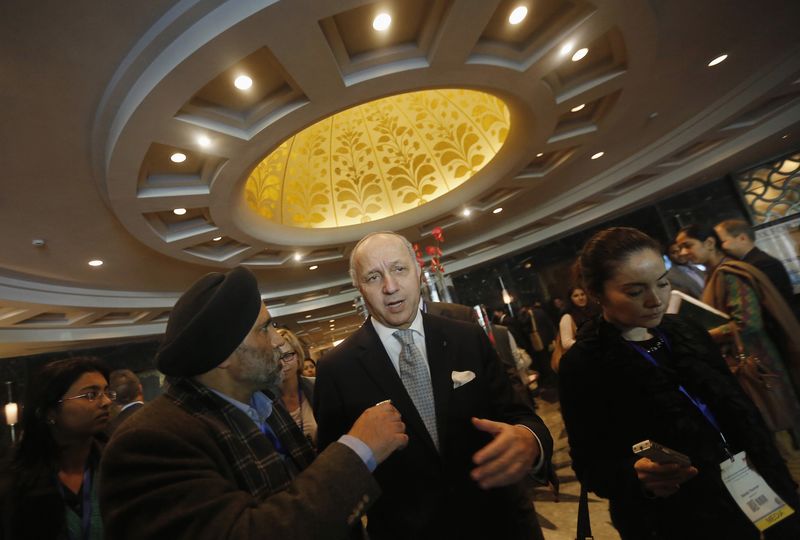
[278,350,297,362]
[58,390,117,403]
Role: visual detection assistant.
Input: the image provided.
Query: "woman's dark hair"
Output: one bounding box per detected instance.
[14,356,109,468]
[564,286,600,327]
[677,223,723,251]
[577,227,662,298]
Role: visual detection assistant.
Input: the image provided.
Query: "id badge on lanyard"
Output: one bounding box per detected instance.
[720,451,795,531]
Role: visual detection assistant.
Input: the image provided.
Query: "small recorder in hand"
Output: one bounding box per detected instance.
[632,440,691,466]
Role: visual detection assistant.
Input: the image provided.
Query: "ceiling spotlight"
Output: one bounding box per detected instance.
[462,208,472,217]
[308,265,319,270]
[32,238,46,247]
[305,314,312,319]
[294,253,302,261]
[234,75,253,90]
[571,47,588,62]
[493,207,503,214]
[707,54,728,67]
[329,319,335,323]
[197,135,211,148]
[173,208,187,216]
[373,12,391,31]
[571,103,585,112]
[536,152,544,157]
[212,236,222,241]
[508,6,528,25]
[591,151,605,160]
[170,152,187,163]
[88,259,104,267]
[783,134,790,139]
[560,42,574,56]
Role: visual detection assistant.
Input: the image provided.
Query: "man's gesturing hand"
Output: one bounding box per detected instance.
[470,417,539,489]
[348,401,408,464]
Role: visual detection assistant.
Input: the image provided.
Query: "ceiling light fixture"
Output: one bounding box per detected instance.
[88,259,104,267]
[508,6,528,25]
[462,208,472,217]
[591,151,605,160]
[329,319,335,323]
[783,134,790,139]
[571,47,588,62]
[571,103,585,112]
[170,152,186,163]
[294,253,302,261]
[373,12,391,31]
[234,75,252,90]
[173,208,187,216]
[560,42,574,56]
[493,207,503,214]
[536,152,544,157]
[308,265,318,270]
[707,54,728,67]
[197,135,211,148]
[212,236,222,241]
[305,314,312,319]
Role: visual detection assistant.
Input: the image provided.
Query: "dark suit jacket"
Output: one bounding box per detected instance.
[314,313,553,540]
[743,247,796,311]
[106,401,143,435]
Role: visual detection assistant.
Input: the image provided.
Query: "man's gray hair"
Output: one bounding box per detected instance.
[348,231,418,287]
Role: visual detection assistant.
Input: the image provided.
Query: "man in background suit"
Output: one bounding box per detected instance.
[314,232,553,540]
[106,369,145,435]
[715,219,796,314]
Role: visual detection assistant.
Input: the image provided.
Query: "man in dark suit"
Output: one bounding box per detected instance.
[314,232,553,540]
[715,219,797,315]
[106,369,145,435]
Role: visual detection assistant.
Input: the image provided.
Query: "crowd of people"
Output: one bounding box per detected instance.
[0,218,798,540]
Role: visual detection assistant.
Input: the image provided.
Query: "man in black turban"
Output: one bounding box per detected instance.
[100,267,408,540]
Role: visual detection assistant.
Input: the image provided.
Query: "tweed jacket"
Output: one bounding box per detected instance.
[559,315,800,539]
[100,378,379,540]
[314,313,553,540]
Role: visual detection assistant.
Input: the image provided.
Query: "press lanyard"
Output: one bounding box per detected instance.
[260,419,288,456]
[56,466,93,540]
[627,330,733,458]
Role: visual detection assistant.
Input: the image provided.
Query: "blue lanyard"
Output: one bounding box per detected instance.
[260,420,288,456]
[627,330,732,457]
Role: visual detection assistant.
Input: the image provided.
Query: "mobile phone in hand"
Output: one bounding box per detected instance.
[632,440,691,466]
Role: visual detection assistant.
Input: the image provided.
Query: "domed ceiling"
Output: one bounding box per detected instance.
[244,89,509,227]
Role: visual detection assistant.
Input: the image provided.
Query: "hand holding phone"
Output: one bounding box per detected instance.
[632,440,691,466]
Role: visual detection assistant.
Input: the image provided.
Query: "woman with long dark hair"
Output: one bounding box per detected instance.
[0,357,114,540]
[559,226,799,539]
[558,286,600,351]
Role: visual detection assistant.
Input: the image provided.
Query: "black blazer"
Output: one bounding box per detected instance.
[314,313,552,540]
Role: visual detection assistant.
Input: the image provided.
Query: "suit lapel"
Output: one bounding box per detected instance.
[356,319,440,456]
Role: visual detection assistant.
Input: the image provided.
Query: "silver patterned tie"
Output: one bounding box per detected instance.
[393,329,439,450]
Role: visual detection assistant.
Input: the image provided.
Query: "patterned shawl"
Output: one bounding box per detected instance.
[166,378,316,500]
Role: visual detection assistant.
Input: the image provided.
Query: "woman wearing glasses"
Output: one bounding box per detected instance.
[276,328,318,448]
[0,357,115,540]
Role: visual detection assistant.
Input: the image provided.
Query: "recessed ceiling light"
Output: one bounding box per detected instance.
[197,135,211,148]
[493,207,503,214]
[591,151,605,160]
[462,208,472,217]
[536,152,544,157]
[782,134,790,139]
[170,152,186,163]
[234,75,252,90]
[373,12,391,31]
[305,314,312,319]
[294,253,302,261]
[212,236,222,242]
[308,265,318,270]
[571,103,585,112]
[707,54,728,67]
[571,48,588,62]
[88,259,103,267]
[329,319,335,323]
[173,208,187,216]
[560,42,574,56]
[508,6,528,25]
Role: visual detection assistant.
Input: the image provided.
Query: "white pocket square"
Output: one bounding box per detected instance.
[451,370,476,389]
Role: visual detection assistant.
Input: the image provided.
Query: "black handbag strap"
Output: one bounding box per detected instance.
[576,484,594,540]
